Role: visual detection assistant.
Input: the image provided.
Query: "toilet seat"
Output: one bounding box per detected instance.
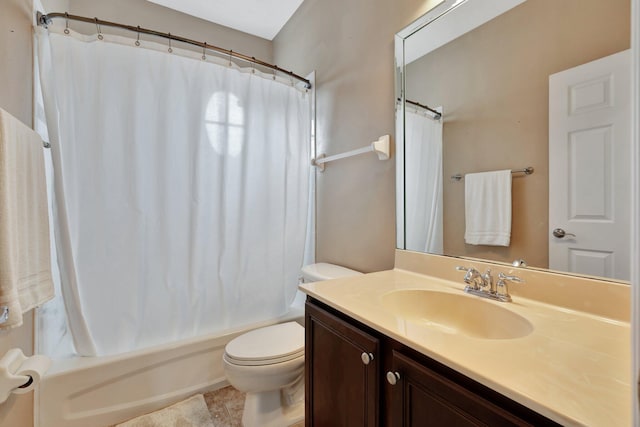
[224,321,304,366]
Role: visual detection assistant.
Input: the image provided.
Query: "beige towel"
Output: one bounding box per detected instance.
[0,108,54,328]
[116,394,214,427]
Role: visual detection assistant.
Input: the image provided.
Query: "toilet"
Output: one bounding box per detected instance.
[223,262,362,427]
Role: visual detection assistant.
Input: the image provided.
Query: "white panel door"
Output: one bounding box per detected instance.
[549,50,631,280]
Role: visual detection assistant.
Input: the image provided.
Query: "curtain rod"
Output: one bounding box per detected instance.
[399,98,442,120]
[36,11,312,89]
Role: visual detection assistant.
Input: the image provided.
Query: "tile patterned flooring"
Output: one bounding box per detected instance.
[202,386,245,426]
[203,385,304,427]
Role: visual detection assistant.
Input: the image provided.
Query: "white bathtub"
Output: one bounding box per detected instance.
[36,308,304,427]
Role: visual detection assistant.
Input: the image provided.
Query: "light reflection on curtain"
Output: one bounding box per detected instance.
[36,28,311,357]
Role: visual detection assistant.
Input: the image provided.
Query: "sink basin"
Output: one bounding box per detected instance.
[381,289,533,339]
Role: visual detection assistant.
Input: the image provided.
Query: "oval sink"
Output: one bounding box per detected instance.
[381,290,533,340]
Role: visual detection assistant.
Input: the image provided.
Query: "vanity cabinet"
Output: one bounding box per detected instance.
[305,300,380,426]
[305,298,560,427]
[388,350,547,426]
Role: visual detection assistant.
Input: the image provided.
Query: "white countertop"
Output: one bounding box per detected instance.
[299,268,631,426]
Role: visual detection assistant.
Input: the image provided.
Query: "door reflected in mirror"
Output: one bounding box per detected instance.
[396,0,631,281]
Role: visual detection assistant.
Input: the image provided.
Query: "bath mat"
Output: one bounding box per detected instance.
[116,394,214,427]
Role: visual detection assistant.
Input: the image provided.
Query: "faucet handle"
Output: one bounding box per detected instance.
[495,273,524,302]
[456,266,482,290]
[456,266,481,274]
[497,272,525,283]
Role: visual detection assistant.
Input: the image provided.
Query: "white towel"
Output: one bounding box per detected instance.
[464,170,512,246]
[0,108,54,328]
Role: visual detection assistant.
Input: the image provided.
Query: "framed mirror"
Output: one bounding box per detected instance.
[395,0,631,281]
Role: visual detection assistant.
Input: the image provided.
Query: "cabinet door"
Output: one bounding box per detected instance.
[389,351,534,427]
[306,301,380,427]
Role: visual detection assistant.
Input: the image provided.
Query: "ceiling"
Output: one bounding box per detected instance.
[146,0,304,40]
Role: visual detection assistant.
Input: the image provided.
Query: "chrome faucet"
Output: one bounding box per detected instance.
[481,268,495,293]
[456,266,524,302]
[455,266,483,289]
[495,272,524,302]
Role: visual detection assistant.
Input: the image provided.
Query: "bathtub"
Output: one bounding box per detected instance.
[36,307,304,427]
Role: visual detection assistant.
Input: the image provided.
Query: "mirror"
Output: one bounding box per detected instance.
[395,0,631,281]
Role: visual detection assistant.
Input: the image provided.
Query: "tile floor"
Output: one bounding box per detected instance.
[203,385,304,427]
[202,386,244,427]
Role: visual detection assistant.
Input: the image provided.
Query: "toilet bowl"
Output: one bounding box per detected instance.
[223,262,362,427]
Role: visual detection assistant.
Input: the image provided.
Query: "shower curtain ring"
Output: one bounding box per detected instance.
[251,57,256,74]
[135,26,140,46]
[64,12,70,35]
[168,33,173,53]
[202,42,207,60]
[95,17,103,40]
[272,67,277,81]
[228,50,233,67]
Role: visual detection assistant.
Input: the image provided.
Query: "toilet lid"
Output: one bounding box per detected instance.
[225,321,304,366]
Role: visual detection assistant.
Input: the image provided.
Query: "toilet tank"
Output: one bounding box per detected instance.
[300,263,362,283]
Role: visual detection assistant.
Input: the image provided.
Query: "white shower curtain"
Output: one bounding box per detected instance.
[36,28,311,356]
[404,108,443,254]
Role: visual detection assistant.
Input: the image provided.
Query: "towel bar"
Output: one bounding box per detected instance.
[312,135,390,172]
[451,167,533,181]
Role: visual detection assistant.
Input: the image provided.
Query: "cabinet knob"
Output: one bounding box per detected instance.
[386,371,400,385]
[361,352,374,365]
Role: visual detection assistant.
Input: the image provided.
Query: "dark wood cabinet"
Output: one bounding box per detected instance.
[305,301,380,426]
[306,298,560,427]
[389,350,537,426]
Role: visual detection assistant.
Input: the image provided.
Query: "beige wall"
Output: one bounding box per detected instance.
[1,0,33,125]
[41,0,69,15]
[66,0,272,62]
[406,0,630,268]
[274,0,440,273]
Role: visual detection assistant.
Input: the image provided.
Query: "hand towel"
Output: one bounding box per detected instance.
[0,108,54,328]
[464,170,512,246]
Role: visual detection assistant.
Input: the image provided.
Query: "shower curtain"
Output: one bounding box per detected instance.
[35,28,312,356]
[404,108,443,254]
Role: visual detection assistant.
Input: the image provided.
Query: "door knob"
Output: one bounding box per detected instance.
[386,371,400,385]
[552,228,576,239]
[361,352,374,365]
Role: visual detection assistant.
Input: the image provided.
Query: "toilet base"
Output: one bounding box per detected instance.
[241,385,304,427]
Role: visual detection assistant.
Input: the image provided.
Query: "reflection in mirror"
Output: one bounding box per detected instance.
[396,0,631,281]
[404,101,443,253]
